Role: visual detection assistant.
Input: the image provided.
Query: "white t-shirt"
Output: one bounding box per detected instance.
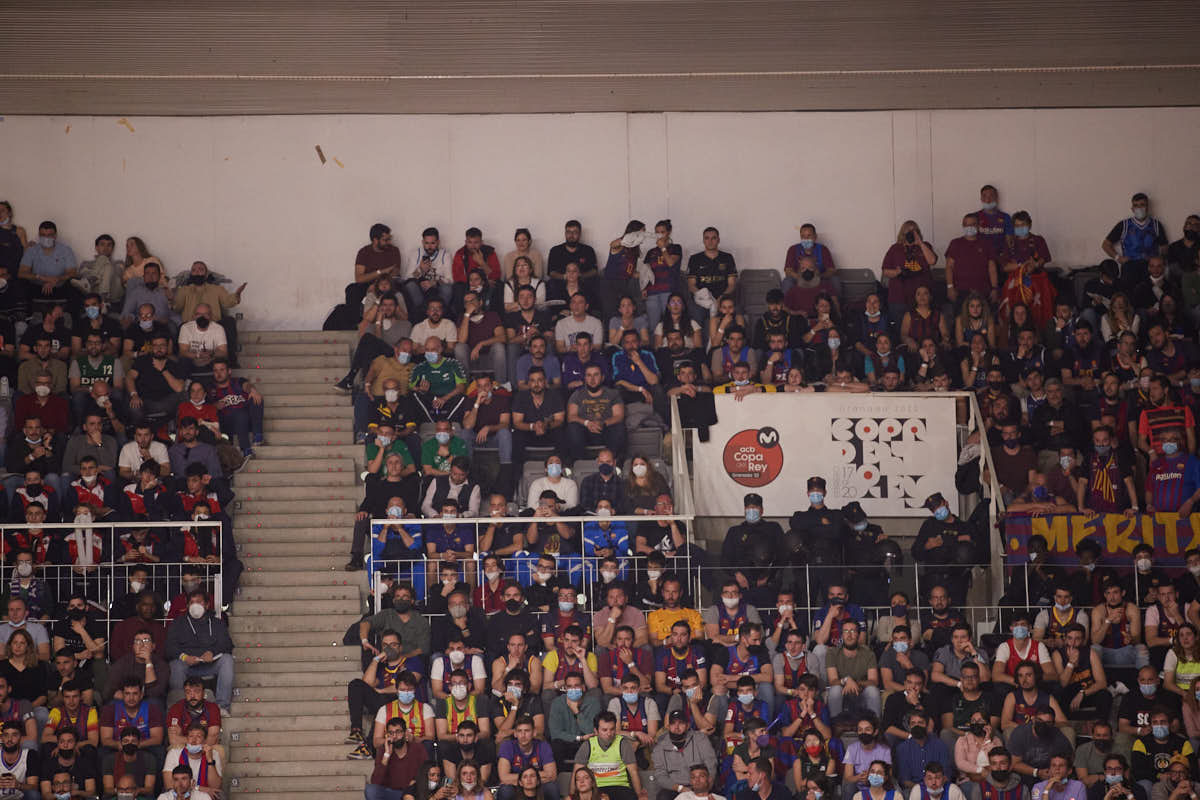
[157,791,212,800]
[411,318,458,346]
[177,319,227,356]
[163,746,224,786]
[526,476,579,510]
[429,654,487,685]
[675,793,727,800]
[118,440,170,472]
[992,638,1051,667]
[908,785,965,800]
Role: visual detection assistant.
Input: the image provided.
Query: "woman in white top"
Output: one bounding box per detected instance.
[652,292,703,349]
[525,454,579,510]
[503,256,546,311]
[503,228,545,278]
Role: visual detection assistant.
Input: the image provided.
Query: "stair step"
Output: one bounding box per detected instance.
[247,381,350,396]
[226,770,369,789]
[241,330,358,345]
[238,487,360,502]
[229,698,351,719]
[238,541,352,558]
[238,583,359,601]
[238,367,344,383]
[236,647,364,668]
[224,791,362,800]
[269,404,354,420]
[241,341,352,356]
[253,444,362,460]
[229,743,370,764]
[226,711,350,732]
[230,613,361,634]
[227,729,358,747]
[242,355,348,369]
[267,394,352,408]
[253,430,356,446]
[237,569,362,587]
[234,598,360,617]
[238,631,357,647]
[235,687,350,705]
[236,470,357,486]
[237,669,360,688]
[242,554,351,571]
[238,498,359,515]
[264,418,354,432]
[234,527,353,544]
[241,457,357,473]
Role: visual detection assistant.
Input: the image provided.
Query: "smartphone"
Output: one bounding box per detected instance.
[442,776,455,788]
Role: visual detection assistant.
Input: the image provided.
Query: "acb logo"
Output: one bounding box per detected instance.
[721,427,784,488]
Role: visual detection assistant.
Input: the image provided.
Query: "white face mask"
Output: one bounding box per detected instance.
[722,596,740,609]
[384,389,399,402]
[188,602,205,619]
[534,571,552,583]
[631,463,648,477]
[450,685,468,701]
[447,649,465,665]
[130,580,144,593]
[34,385,51,397]
[646,569,662,580]
[75,512,93,525]
[15,562,32,578]
[485,570,501,582]
[600,570,617,582]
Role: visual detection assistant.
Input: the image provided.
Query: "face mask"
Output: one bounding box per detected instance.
[933,506,950,522]
[383,389,399,403]
[646,569,662,580]
[968,722,986,736]
[598,462,614,476]
[981,201,997,211]
[1031,485,1049,502]
[777,604,793,616]
[15,562,32,578]
[892,604,907,617]
[813,792,824,800]
[485,570,500,582]
[435,432,451,444]
[185,743,204,755]
[547,463,563,478]
[68,607,87,621]
[799,239,815,251]
[450,685,468,701]
[737,693,755,706]
[1136,558,1152,573]
[1164,442,1180,456]
[195,317,211,330]
[130,580,144,593]
[991,770,1011,784]
[867,775,885,788]
[1053,602,1072,612]
[808,492,824,505]
[909,725,926,740]
[507,685,523,700]
[188,603,205,619]
[376,435,393,446]
[1014,226,1029,238]
[139,319,153,331]
[858,733,874,746]
[34,385,50,397]
[39,236,55,248]
[1190,565,1200,577]
[534,571,551,583]
[632,463,648,477]
[122,743,139,756]
[1058,455,1073,471]
[600,570,617,582]
[1012,625,1029,639]
[1152,724,1169,739]
[1104,774,1122,786]
[393,599,413,614]
[745,508,761,524]
[449,605,468,619]
[622,691,638,704]
[423,350,442,365]
[386,505,404,520]
[1140,683,1157,697]
[685,686,698,699]
[865,309,880,319]
[722,596,740,609]
[963,226,978,237]
[733,379,749,387]
[1083,562,1096,572]
[565,686,584,701]
[1133,207,1148,221]
[81,304,102,321]
[505,599,523,613]
[825,337,841,351]
[893,641,908,653]
[442,512,457,521]
[396,351,411,364]
[462,783,477,792]
[392,689,414,704]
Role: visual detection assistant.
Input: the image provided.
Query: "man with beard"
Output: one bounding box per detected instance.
[125,335,185,426]
[166,677,220,751]
[548,220,598,279]
[1007,706,1073,784]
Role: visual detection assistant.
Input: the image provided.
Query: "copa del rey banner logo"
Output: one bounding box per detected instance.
[694,394,959,516]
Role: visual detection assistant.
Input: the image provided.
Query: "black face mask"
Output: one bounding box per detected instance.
[909,725,927,740]
[669,732,687,746]
[1093,739,1112,752]
[58,748,74,759]
[392,600,412,614]
[905,231,916,244]
[505,599,523,613]
[143,281,159,291]
[1186,230,1198,242]
[122,743,138,756]
[1034,721,1054,739]
[189,274,208,285]
[801,269,815,281]
[991,770,1011,784]
[857,734,874,746]
[25,483,42,496]
[1,745,17,755]
[195,317,211,330]
[67,608,86,621]
[968,722,986,737]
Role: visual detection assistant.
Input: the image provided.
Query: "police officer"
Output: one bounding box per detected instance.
[720,493,783,591]
[841,501,894,608]
[788,477,846,601]
[911,492,979,605]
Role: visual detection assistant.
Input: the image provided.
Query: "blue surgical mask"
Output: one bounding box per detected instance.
[853,521,868,532]
[396,690,415,704]
[867,775,885,788]
[827,337,840,350]
[435,432,451,444]
[1190,377,1200,392]
[424,351,439,364]
[139,319,153,331]
[981,201,997,211]
[558,601,574,613]
[737,693,755,706]
[963,226,978,237]
[808,492,824,505]
[622,691,638,704]
[1032,485,1048,501]
[893,641,909,654]
[1164,442,1180,456]
[933,506,950,522]
[38,236,55,249]
[566,687,584,701]
[547,463,563,478]
[1140,683,1157,698]
[1105,774,1123,786]
[685,687,698,699]
[396,351,411,364]
[387,505,404,519]
[1094,444,1111,457]
[1152,724,1169,739]
[745,508,761,524]
[1014,226,1030,238]
[85,306,100,319]
[799,239,815,251]
[1133,207,1148,221]
[507,685,523,700]
[1012,625,1029,640]
[186,743,203,754]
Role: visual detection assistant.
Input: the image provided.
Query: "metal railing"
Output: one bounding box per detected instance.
[0,521,224,649]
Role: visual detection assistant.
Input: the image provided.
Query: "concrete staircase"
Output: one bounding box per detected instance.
[225,330,372,799]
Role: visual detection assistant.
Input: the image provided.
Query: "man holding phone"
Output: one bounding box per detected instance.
[366,717,427,800]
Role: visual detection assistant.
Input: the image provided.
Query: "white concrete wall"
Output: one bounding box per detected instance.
[2,108,1198,329]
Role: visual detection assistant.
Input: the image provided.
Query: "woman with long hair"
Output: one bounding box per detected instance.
[122,235,159,284]
[706,295,745,353]
[790,728,839,791]
[607,295,650,349]
[1,629,46,724]
[642,220,683,327]
[653,292,702,350]
[1169,623,1200,739]
[569,767,609,800]
[405,761,455,800]
[954,292,996,350]
[1101,292,1139,342]
[503,228,544,279]
[899,285,948,352]
[859,760,897,800]
[451,761,492,800]
[0,201,27,248]
[881,220,937,324]
[513,766,544,800]
[625,456,669,516]
[503,255,546,312]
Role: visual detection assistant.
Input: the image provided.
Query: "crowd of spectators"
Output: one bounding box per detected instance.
[0,210,248,799]
[342,190,1200,800]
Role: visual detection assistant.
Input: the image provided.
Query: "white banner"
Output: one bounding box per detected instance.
[692,393,960,517]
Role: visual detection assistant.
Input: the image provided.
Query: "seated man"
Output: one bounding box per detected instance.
[462,373,513,475]
[354,338,416,440]
[566,364,627,463]
[707,623,774,726]
[1091,582,1150,669]
[511,366,566,464]
[554,292,604,354]
[176,303,227,379]
[20,219,78,303]
[440,719,496,784]
[122,303,173,360]
[166,676,221,752]
[125,335,186,425]
[165,592,234,713]
[1130,710,1194,795]
[562,331,610,393]
[346,629,412,758]
[991,612,1056,688]
[498,714,559,800]
[172,260,245,363]
[607,673,660,754]
[410,336,468,423]
[453,288,506,376]
[1008,704,1073,785]
[515,334,562,392]
[824,620,881,720]
[420,426,470,481]
[207,358,264,457]
[100,678,165,773]
[14,369,69,436]
[433,667,495,741]
[713,360,774,399]
[370,670,436,754]
[69,330,124,422]
[574,710,645,800]
[161,722,222,797]
[1000,661,1070,738]
[547,672,603,765]
[598,625,653,699]
[894,709,950,791]
[654,619,708,713]
[119,261,172,327]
